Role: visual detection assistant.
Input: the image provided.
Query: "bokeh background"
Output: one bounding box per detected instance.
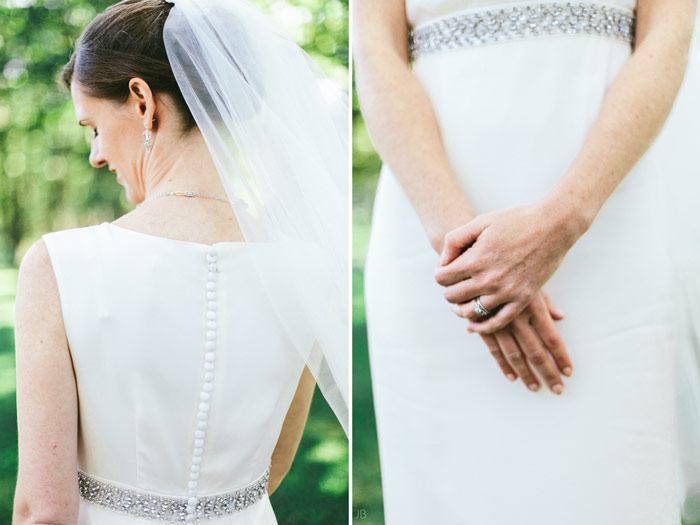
[352,84,384,522]
[0,0,348,523]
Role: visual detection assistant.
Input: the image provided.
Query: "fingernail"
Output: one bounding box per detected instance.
[440,251,446,265]
[467,324,475,333]
[507,374,516,382]
[528,383,539,392]
[563,366,572,377]
[552,384,563,395]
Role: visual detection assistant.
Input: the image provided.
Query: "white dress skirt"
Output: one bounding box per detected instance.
[364,1,700,523]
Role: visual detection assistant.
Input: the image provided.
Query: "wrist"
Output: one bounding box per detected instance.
[428,209,476,255]
[539,192,595,246]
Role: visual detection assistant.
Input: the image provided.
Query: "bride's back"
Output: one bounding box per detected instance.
[41,208,305,521]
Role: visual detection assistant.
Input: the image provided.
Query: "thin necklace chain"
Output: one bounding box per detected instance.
[136,190,230,208]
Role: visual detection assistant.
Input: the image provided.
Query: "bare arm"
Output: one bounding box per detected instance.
[437,0,697,334]
[353,0,475,253]
[268,365,316,494]
[13,239,79,525]
[542,0,697,233]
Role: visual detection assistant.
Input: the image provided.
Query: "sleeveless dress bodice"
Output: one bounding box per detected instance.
[42,222,306,524]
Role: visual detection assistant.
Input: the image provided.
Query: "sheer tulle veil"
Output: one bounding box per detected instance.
[652,4,700,519]
[161,0,349,435]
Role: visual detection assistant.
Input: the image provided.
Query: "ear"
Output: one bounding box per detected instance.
[128,77,156,129]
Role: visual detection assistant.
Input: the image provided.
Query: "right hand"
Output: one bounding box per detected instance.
[458,291,573,394]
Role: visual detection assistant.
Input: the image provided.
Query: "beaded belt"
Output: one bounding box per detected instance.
[78,465,270,522]
[409,2,636,61]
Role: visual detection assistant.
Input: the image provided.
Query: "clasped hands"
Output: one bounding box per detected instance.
[433,202,583,395]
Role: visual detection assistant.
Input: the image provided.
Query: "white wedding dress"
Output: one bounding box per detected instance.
[42,221,308,524]
[364,1,700,523]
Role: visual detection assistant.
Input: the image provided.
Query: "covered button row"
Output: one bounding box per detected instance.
[185,247,219,522]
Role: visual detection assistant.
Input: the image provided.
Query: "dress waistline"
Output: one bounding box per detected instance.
[409,2,636,61]
[78,465,270,522]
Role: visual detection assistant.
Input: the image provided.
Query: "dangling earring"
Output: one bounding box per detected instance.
[142,120,153,153]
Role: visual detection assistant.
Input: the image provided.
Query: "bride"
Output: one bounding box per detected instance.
[355,0,699,523]
[12,0,348,523]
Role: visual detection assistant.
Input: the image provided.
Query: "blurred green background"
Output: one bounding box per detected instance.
[0,0,348,522]
[352,82,384,522]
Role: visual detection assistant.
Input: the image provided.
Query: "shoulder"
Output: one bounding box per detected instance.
[16,238,63,327]
[18,238,53,286]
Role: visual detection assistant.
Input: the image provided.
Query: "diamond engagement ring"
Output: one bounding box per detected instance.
[474,296,491,317]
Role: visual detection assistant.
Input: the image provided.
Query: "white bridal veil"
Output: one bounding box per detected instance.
[652,3,700,520]
[161,0,349,435]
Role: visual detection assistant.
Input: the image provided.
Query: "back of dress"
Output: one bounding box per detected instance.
[42,221,305,524]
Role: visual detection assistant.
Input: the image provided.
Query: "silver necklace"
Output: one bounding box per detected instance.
[136,190,230,208]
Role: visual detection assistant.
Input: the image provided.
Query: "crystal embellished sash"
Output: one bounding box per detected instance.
[77,465,270,522]
[409,2,636,61]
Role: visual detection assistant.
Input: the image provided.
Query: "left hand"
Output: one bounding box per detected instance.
[434,202,582,334]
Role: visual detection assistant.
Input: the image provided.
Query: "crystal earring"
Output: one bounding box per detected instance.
[142,121,153,153]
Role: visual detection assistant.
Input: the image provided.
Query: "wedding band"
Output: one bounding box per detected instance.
[474,296,491,317]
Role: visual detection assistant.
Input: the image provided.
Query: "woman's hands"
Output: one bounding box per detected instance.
[476,291,572,394]
[434,201,587,334]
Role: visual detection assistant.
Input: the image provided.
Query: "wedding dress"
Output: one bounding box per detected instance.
[42,221,308,524]
[364,1,700,523]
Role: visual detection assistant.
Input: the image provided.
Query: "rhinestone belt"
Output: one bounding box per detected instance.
[409,2,636,61]
[78,465,270,522]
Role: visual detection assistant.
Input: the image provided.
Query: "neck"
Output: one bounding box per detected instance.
[140,129,227,200]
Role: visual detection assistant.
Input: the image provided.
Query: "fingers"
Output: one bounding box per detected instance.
[450,294,501,321]
[541,290,564,320]
[511,319,564,395]
[443,278,481,305]
[529,295,573,377]
[440,218,486,266]
[468,301,524,334]
[494,330,540,392]
[479,333,517,383]
[434,250,476,287]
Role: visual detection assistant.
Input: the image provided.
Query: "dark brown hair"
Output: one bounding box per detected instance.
[61,0,196,136]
